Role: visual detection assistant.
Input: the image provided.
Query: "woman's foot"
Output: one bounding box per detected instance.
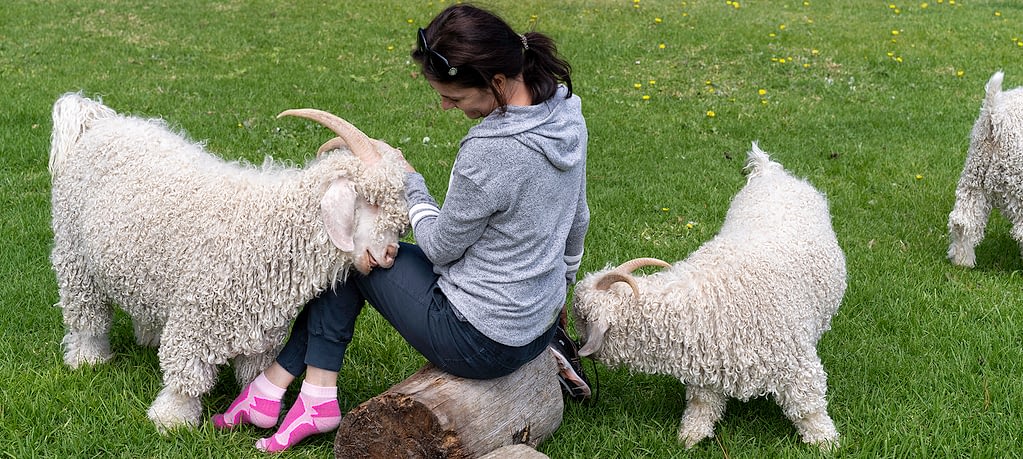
[255,381,341,452]
[212,373,285,429]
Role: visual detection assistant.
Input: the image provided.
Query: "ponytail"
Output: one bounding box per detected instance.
[521,31,573,102]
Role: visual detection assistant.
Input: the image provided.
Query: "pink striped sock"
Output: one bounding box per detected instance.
[255,381,341,453]
[212,373,285,429]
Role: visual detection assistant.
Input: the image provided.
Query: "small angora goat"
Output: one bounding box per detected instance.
[572,144,845,450]
[948,71,1023,267]
[49,93,409,430]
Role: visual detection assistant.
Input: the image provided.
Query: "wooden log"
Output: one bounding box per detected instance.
[334,351,563,458]
[477,444,550,459]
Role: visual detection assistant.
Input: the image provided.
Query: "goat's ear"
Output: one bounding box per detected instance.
[578,318,609,357]
[320,178,357,252]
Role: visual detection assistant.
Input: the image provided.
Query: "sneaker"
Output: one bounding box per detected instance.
[549,326,592,402]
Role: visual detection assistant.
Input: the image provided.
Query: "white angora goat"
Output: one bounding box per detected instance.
[49,93,409,430]
[571,144,845,450]
[948,71,1023,267]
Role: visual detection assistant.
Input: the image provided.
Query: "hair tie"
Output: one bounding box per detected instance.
[520,34,529,50]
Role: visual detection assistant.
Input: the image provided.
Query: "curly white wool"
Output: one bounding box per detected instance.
[948,71,1023,267]
[49,93,409,430]
[572,143,845,450]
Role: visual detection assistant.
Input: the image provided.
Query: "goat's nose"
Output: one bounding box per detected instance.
[382,244,398,267]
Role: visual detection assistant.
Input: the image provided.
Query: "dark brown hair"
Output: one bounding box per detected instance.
[411,4,573,109]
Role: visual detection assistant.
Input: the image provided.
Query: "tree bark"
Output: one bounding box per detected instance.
[334,352,563,458]
[477,444,550,459]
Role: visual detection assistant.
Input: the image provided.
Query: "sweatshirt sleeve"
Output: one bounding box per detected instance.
[563,176,589,285]
[405,170,493,266]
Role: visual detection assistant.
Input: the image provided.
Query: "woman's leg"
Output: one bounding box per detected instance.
[213,280,359,432]
[355,243,553,379]
[253,279,366,451]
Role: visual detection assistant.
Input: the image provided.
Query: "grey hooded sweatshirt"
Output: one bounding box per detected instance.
[406,85,589,347]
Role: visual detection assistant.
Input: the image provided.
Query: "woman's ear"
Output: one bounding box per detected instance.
[491,73,507,92]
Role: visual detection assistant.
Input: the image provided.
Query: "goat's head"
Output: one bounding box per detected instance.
[574,257,672,357]
[278,109,408,275]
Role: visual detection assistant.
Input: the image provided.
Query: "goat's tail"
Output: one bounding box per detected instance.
[49,92,117,176]
[973,71,1005,141]
[984,71,1004,109]
[743,141,783,179]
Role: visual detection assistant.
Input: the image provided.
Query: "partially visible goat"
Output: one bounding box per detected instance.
[948,71,1023,267]
[572,144,845,450]
[49,93,409,430]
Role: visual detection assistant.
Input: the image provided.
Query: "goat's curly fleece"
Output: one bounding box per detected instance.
[49,93,408,428]
[948,71,1023,267]
[572,144,845,448]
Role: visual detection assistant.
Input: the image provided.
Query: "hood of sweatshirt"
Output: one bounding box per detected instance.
[461,85,585,171]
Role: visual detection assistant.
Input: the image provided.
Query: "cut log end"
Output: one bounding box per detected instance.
[335,352,563,458]
[334,392,469,458]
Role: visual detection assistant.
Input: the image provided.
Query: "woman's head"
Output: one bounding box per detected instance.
[412,5,572,114]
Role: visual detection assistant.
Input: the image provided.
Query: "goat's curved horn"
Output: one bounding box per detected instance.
[317,136,347,157]
[277,109,380,166]
[615,257,672,274]
[594,272,640,299]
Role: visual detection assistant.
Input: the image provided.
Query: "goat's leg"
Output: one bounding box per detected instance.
[947,183,992,267]
[55,258,114,368]
[678,385,727,449]
[775,357,839,451]
[132,319,163,348]
[147,323,219,431]
[1003,209,1023,263]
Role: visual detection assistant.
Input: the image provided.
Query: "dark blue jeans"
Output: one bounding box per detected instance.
[276,242,556,380]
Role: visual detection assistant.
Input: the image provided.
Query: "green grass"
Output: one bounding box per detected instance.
[3,0,1023,457]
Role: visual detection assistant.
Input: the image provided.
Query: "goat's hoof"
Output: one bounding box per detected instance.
[62,334,113,368]
[147,387,202,433]
[678,428,713,449]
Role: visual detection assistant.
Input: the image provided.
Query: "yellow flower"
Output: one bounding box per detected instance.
[661,207,670,212]
[406,18,414,24]
[956,70,965,77]
[920,2,928,8]
[758,88,767,96]
[655,17,663,24]
[642,95,651,101]
[659,43,666,49]
[706,110,716,118]
[891,30,900,36]
[915,174,923,180]
[634,83,642,89]
[649,80,656,85]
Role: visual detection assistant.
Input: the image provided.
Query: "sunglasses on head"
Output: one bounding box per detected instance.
[417,28,458,77]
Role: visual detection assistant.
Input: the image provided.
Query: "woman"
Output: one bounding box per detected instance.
[212,4,590,452]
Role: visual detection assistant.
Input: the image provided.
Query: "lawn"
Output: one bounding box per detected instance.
[2,0,1023,457]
